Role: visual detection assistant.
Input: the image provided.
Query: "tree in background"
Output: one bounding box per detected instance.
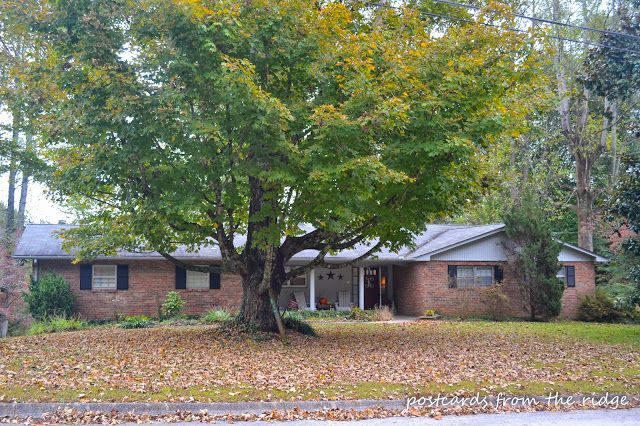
[28,0,546,332]
[0,0,49,231]
[503,191,564,320]
[609,156,640,306]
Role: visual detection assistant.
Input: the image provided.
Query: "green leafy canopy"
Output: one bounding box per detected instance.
[36,0,545,269]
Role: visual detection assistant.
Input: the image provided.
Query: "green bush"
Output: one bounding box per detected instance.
[347,307,373,321]
[161,291,185,318]
[578,290,625,323]
[282,311,316,336]
[118,315,153,329]
[296,310,347,320]
[23,273,74,320]
[600,283,638,310]
[201,309,233,323]
[28,315,88,335]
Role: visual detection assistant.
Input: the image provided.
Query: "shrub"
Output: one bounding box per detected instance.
[161,291,185,318]
[119,315,153,329]
[578,290,625,322]
[28,315,88,335]
[282,311,316,336]
[481,283,509,320]
[347,307,371,321]
[371,306,393,321]
[23,273,74,320]
[600,283,638,310]
[201,309,233,323]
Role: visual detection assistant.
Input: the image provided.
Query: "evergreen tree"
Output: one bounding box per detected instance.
[503,191,564,320]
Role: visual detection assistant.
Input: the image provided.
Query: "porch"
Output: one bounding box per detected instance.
[278,264,396,311]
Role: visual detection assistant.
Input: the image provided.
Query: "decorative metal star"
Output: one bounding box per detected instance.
[327,271,335,279]
[318,274,324,280]
[338,274,343,280]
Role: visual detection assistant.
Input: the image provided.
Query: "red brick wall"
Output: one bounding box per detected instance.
[38,260,243,320]
[394,261,595,319]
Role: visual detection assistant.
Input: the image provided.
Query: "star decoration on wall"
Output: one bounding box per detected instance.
[327,271,335,279]
[318,274,324,280]
[338,274,343,280]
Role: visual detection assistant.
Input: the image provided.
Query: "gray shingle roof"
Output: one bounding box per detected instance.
[13,223,509,262]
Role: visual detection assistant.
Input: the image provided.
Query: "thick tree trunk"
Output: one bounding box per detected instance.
[575,155,594,251]
[238,277,279,332]
[236,250,287,333]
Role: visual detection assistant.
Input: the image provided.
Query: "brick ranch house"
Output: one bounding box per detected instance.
[13,223,607,320]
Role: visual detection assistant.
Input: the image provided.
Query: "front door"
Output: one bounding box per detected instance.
[363,267,380,309]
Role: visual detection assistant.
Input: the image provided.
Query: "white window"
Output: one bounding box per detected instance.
[186,268,210,289]
[283,268,307,287]
[455,266,494,288]
[92,265,117,289]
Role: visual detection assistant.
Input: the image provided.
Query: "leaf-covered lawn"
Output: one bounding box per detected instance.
[0,321,638,403]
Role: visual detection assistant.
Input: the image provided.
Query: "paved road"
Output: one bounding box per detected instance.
[117,408,640,425]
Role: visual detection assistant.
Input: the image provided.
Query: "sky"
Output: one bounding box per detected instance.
[0,172,72,224]
[1,110,72,224]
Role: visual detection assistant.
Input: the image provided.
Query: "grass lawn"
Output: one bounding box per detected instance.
[0,320,638,403]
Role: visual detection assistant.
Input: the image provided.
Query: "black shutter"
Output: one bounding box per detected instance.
[209,271,221,289]
[175,266,187,289]
[448,265,457,288]
[80,264,92,290]
[566,266,576,287]
[494,265,504,283]
[117,265,129,290]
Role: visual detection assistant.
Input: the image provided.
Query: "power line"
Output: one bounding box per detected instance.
[368,2,640,55]
[429,0,640,43]
[418,10,640,55]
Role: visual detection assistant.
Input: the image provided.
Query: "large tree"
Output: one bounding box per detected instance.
[36,0,543,331]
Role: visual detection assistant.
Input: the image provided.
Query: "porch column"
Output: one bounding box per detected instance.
[358,266,365,309]
[309,268,316,311]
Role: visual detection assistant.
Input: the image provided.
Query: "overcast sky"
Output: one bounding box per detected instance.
[1,110,72,224]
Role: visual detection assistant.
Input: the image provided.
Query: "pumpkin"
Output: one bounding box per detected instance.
[319,297,329,305]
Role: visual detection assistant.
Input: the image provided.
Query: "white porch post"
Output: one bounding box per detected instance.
[309,269,316,311]
[358,266,365,309]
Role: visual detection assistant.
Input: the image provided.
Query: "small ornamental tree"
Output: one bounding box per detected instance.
[31,0,545,332]
[503,191,564,320]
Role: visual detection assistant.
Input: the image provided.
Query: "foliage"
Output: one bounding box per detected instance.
[29,0,546,331]
[503,191,564,320]
[577,290,630,323]
[608,157,640,306]
[599,283,639,310]
[347,307,371,321]
[23,273,74,321]
[27,315,88,335]
[281,311,316,336]
[294,310,347,320]
[480,283,509,321]
[345,307,392,321]
[2,322,640,403]
[161,292,185,319]
[200,309,233,324]
[0,230,28,323]
[118,315,154,329]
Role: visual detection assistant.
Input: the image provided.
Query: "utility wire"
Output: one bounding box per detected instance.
[418,10,640,55]
[428,0,640,43]
[368,2,640,55]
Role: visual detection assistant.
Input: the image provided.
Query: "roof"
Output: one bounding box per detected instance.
[12,223,607,263]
